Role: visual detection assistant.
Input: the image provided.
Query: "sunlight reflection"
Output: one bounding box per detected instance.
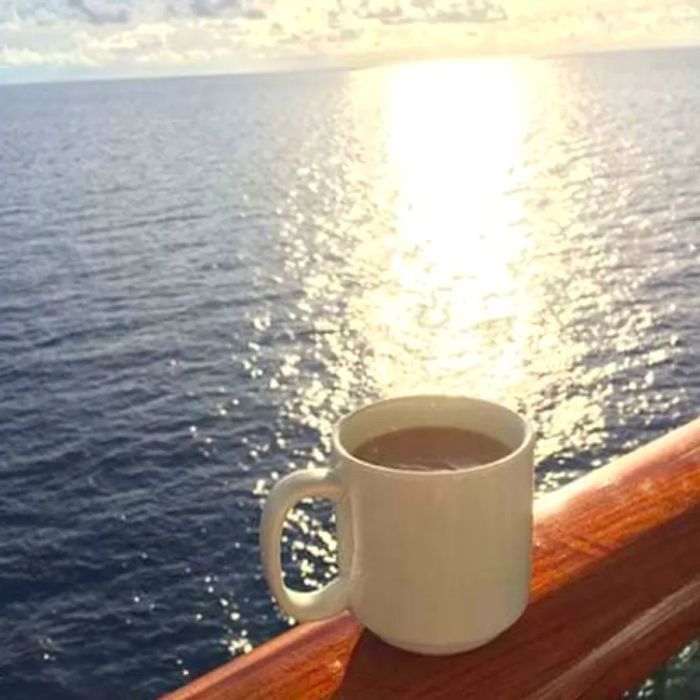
[278,56,683,510]
[352,59,535,398]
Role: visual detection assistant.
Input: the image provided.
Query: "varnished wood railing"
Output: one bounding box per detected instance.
[164,418,700,700]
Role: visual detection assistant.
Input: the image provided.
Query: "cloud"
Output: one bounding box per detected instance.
[67,0,131,24]
[358,2,404,21]
[242,7,266,19]
[0,0,266,24]
[339,27,360,40]
[172,0,267,20]
[428,2,507,24]
[1,0,700,82]
[187,0,240,18]
[355,0,506,25]
[0,45,72,65]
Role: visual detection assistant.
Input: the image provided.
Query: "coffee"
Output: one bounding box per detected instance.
[353,426,510,471]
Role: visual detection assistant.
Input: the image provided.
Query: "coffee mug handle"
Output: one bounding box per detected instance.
[260,468,351,621]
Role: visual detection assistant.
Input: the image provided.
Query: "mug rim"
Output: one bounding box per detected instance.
[333,394,534,477]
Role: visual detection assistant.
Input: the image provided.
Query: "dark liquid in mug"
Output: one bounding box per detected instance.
[353,427,511,471]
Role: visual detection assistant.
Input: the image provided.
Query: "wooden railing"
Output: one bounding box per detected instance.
[164,418,700,700]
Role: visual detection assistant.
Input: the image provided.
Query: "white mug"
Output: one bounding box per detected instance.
[260,395,534,655]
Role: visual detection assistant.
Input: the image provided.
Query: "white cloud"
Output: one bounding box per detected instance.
[1,0,699,81]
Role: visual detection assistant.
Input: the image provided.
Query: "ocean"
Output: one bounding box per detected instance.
[1,47,699,698]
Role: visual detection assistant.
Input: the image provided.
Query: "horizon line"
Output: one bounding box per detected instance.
[1,40,699,89]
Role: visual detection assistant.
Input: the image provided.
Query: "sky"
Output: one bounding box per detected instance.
[1,0,699,83]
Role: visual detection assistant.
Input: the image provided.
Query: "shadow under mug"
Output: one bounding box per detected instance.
[260,394,534,655]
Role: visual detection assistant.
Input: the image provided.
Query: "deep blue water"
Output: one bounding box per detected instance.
[1,48,699,699]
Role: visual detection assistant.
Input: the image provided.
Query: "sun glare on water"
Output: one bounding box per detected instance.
[351,59,537,399]
[286,57,663,481]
